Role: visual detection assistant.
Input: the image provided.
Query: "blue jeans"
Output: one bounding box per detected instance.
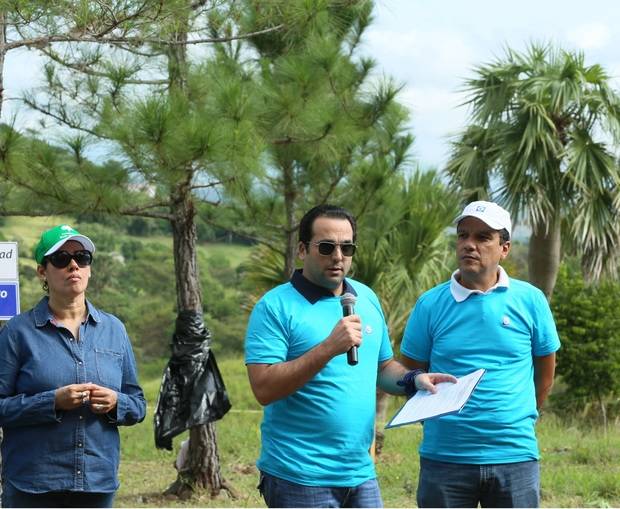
[417,457,540,508]
[1,483,115,508]
[259,471,383,508]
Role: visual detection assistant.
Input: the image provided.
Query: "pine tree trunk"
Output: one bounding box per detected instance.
[528,215,562,300]
[166,185,232,498]
[283,161,297,278]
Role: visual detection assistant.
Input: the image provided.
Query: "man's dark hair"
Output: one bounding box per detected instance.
[298,205,357,244]
[499,228,510,245]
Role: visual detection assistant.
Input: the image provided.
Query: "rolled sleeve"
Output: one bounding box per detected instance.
[532,289,561,356]
[245,299,289,364]
[400,298,432,362]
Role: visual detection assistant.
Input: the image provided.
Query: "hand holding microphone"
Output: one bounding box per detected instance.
[341,293,358,366]
[324,293,361,364]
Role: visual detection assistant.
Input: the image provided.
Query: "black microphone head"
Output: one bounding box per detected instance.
[340,292,356,308]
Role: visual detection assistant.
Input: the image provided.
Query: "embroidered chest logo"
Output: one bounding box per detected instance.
[365,325,373,335]
[502,315,510,326]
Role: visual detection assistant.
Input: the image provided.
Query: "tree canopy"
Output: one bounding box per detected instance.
[446,43,620,298]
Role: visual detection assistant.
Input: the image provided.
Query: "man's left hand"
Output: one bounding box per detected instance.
[415,372,457,394]
[398,370,457,397]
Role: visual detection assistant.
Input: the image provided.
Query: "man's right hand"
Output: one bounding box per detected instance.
[54,383,97,410]
[247,315,363,406]
[324,315,362,356]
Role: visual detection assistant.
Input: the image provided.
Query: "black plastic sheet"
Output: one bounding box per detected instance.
[154,310,231,450]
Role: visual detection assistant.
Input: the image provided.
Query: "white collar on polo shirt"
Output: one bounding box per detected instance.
[450,266,510,303]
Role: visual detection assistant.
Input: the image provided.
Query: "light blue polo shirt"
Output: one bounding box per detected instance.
[401,269,560,464]
[245,270,393,486]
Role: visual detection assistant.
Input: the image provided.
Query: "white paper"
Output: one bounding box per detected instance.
[385,368,485,429]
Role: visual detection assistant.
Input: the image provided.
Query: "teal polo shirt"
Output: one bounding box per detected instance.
[245,270,393,486]
[401,270,560,464]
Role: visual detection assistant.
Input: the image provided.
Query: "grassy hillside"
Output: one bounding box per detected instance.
[115,356,620,508]
[2,215,253,358]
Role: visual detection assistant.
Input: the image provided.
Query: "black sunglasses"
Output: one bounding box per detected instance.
[46,250,93,268]
[307,241,356,257]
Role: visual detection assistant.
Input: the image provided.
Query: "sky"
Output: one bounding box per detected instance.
[3,0,620,172]
[364,0,620,169]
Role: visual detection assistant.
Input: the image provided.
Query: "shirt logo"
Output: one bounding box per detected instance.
[365,325,373,335]
[502,315,510,326]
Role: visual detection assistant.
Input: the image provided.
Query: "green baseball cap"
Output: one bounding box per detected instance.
[34,224,96,264]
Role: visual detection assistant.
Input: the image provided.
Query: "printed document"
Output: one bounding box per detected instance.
[385,368,485,429]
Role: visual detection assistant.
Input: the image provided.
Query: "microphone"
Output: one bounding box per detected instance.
[340,292,358,366]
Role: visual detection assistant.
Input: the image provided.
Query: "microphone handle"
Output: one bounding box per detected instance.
[342,304,358,366]
[347,345,358,366]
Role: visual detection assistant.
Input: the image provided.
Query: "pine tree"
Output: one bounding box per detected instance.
[0,0,279,498]
[213,0,413,278]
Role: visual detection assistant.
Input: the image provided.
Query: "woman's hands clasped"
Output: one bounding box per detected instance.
[54,383,118,414]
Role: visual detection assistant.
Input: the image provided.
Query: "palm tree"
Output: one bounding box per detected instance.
[446,43,620,298]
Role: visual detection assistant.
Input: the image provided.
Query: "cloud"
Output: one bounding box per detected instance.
[399,86,463,117]
[397,86,470,168]
[364,28,475,84]
[566,23,612,50]
[604,61,620,85]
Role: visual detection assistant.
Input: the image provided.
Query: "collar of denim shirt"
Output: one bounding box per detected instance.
[33,296,102,328]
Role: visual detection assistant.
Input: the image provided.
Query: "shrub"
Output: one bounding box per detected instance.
[551,264,620,423]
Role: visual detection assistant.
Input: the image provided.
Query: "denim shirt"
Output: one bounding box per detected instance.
[0,297,146,493]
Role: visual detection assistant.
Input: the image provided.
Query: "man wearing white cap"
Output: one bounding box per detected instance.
[400,201,560,508]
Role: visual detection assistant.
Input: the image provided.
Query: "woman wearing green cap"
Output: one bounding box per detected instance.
[0,224,146,507]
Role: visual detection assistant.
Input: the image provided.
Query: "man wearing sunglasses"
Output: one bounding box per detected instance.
[400,201,560,508]
[245,205,455,508]
[0,224,145,507]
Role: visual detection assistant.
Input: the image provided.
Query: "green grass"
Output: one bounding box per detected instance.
[116,356,620,508]
[116,356,264,507]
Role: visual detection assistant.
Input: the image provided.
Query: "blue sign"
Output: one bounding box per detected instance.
[0,282,20,320]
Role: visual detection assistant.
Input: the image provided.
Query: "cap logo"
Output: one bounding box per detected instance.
[61,225,73,231]
[475,205,486,212]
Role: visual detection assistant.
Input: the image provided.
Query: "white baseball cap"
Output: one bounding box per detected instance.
[454,201,512,238]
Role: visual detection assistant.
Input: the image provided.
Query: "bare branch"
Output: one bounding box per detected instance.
[4,24,283,52]
[119,207,173,220]
[190,175,235,191]
[39,47,168,85]
[113,44,163,58]
[272,123,333,145]
[20,97,108,139]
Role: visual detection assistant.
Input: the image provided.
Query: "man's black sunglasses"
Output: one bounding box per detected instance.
[46,250,93,268]
[307,241,356,257]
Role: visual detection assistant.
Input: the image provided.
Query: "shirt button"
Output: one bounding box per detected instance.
[78,442,83,447]
[79,415,84,420]
[77,470,81,475]
[78,361,83,365]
